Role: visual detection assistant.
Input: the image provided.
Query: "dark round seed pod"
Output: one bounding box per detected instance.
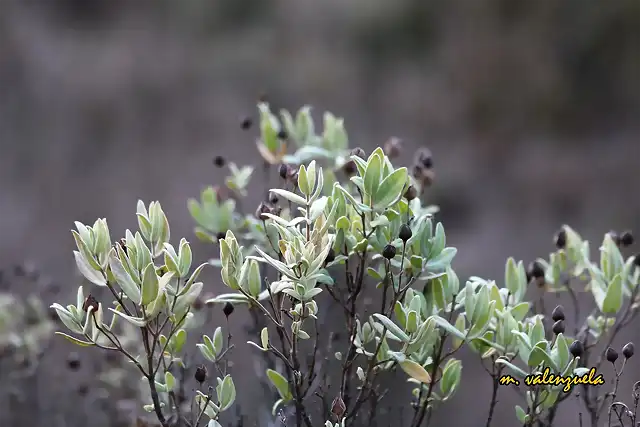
[404,185,418,201]
[67,353,81,370]
[325,248,336,265]
[331,395,346,419]
[415,147,433,169]
[622,342,635,359]
[342,160,357,176]
[82,294,99,313]
[399,224,412,242]
[255,202,272,220]
[569,340,584,358]
[277,129,288,140]
[552,320,565,335]
[268,192,279,205]
[384,137,402,159]
[551,305,565,322]
[382,244,397,260]
[554,229,567,249]
[223,302,234,317]
[216,231,226,240]
[213,156,226,168]
[528,261,545,279]
[278,163,290,180]
[194,365,207,384]
[620,230,634,247]
[240,116,252,130]
[606,347,619,363]
[350,147,366,159]
[192,296,204,311]
[634,254,640,267]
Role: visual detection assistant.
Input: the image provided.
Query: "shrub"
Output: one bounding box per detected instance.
[52,103,640,427]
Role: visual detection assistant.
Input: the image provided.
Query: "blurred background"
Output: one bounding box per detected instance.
[0,1,638,426]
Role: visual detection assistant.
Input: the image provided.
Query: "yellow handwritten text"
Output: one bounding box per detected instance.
[499,367,605,392]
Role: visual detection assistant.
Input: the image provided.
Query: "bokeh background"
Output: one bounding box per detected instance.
[0,1,638,426]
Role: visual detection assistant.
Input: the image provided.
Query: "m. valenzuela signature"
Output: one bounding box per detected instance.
[499,367,605,392]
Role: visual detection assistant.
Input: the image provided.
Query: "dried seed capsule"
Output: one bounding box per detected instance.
[278,163,290,179]
[277,129,288,140]
[350,147,366,159]
[195,365,207,384]
[554,229,567,249]
[240,116,252,130]
[606,347,619,363]
[634,253,640,267]
[569,340,584,358]
[213,156,226,168]
[384,137,402,159]
[404,185,418,201]
[82,294,99,313]
[223,302,234,317]
[552,320,565,335]
[342,160,357,176]
[415,147,433,169]
[551,305,565,322]
[622,342,635,359]
[399,224,412,242]
[528,261,545,279]
[620,230,634,247]
[382,244,397,260]
[268,191,279,205]
[216,231,226,240]
[255,202,272,220]
[331,396,346,419]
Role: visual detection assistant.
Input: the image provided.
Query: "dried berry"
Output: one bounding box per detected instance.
[277,129,288,140]
[350,147,366,159]
[399,224,412,242]
[216,231,226,240]
[255,202,272,220]
[331,396,346,419]
[82,294,99,313]
[382,244,397,260]
[404,185,418,201]
[325,248,336,265]
[412,164,435,188]
[223,302,234,317]
[620,230,634,247]
[240,116,252,130]
[384,137,402,159]
[622,342,635,359]
[569,340,584,358]
[194,365,207,384]
[415,147,433,169]
[551,305,565,322]
[192,296,204,311]
[213,156,226,168]
[552,320,565,335]
[528,261,545,279]
[342,160,357,176]
[67,353,81,370]
[268,191,279,205]
[606,347,619,363]
[554,229,567,249]
[277,163,287,179]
